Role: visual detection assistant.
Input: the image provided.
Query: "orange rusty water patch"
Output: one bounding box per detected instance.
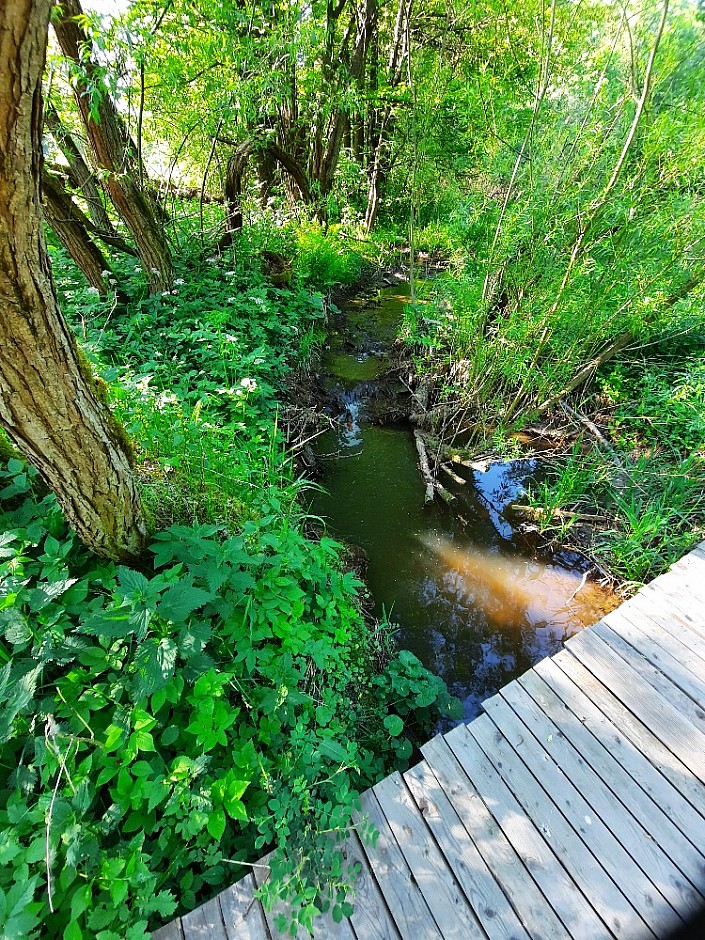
[421,535,619,636]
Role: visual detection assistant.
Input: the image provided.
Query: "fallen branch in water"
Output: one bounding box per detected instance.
[512,504,607,524]
[414,431,455,504]
[440,463,466,485]
[565,570,589,605]
[415,430,437,503]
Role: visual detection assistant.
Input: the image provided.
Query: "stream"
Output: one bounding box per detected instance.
[311,282,616,723]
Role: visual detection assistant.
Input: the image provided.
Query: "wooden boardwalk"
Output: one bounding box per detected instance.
[154,543,705,939]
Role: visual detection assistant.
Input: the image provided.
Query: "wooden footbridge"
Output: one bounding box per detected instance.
[154,543,705,939]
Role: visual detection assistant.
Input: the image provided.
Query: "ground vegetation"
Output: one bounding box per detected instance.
[0,0,704,936]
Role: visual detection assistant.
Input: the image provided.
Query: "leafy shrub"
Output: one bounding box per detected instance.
[0,462,460,938]
[294,225,362,288]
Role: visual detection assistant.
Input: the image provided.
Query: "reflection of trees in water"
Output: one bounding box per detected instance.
[412,546,596,721]
[476,461,536,511]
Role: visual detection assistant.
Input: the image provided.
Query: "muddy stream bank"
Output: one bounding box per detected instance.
[310,281,616,724]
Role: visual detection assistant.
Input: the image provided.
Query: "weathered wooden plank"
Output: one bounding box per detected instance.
[372,772,485,940]
[218,872,270,939]
[182,898,228,940]
[404,759,530,940]
[551,648,705,821]
[630,575,705,629]
[518,668,705,897]
[152,920,185,940]
[536,655,705,861]
[649,574,705,620]
[355,788,444,940]
[421,733,569,939]
[343,831,401,940]
[498,676,700,920]
[603,607,705,704]
[445,723,606,939]
[589,620,705,736]
[484,688,683,937]
[620,594,705,664]
[631,567,704,605]
[655,567,705,600]
[468,713,648,939]
[252,856,356,940]
[565,629,705,786]
[670,546,705,576]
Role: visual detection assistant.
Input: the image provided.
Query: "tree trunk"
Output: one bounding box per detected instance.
[44,103,117,237]
[220,138,312,246]
[0,0,148,562]
[364,0,409,231]
[42,172,111,295]
[53,0,173,293]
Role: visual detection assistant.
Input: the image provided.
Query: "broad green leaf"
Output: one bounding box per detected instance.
[383,714,404,737]
[207,807,226,841]
[158,582,214,623]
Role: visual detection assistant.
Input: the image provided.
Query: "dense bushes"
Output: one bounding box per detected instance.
[0,467,457,938]
[0,232,460,938]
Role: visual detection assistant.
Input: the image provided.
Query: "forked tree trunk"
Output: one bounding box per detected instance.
[221,139,311,246]
[44,103,117,238]
[0,0,148,562]
[53,0,173,293]
[43,172,111,294]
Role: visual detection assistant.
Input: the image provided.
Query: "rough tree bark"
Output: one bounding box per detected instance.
[53,0,173,292]
[44,102,117,237]
[0,0,148,561]
[220,138,311,245]
[42,172,111,295]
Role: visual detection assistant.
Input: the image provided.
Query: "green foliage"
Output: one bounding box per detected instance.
[294,225,363,289]
[0,462,458,938]
[6,209,461,939]
[602,458,704,583]
[52,237,330,527]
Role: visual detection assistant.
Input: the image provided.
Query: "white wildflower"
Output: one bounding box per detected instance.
[240,377,257,391]
[86,287,100,295]
[156,391,178,411]
[174,278,185,286]
[225,270,236,277]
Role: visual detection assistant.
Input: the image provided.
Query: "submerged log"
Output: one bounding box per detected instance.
[512,504,607,524]
[414,430,435,503]
[414,430,455,504]
[440,462,466,485]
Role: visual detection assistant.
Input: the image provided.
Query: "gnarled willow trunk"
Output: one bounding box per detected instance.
[53,0,173,293]
[42,172,111,295]
[0,0,148,562]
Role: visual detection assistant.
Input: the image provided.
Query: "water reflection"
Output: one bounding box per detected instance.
[422,535,611,630]
[312,286,616,723]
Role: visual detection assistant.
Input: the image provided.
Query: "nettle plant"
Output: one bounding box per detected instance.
[0,462,460,939]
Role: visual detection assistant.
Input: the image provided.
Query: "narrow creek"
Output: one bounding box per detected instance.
[311,282,616,723]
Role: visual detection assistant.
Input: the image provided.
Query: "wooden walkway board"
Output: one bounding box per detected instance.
[153,541,705,939]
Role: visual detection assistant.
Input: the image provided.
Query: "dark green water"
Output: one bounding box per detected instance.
[312,284,614,721]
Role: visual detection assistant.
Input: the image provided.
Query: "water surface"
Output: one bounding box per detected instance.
[313,285,615,721]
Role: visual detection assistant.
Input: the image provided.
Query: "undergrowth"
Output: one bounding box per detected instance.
[521,346,705,584]
[0,223,461,939]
